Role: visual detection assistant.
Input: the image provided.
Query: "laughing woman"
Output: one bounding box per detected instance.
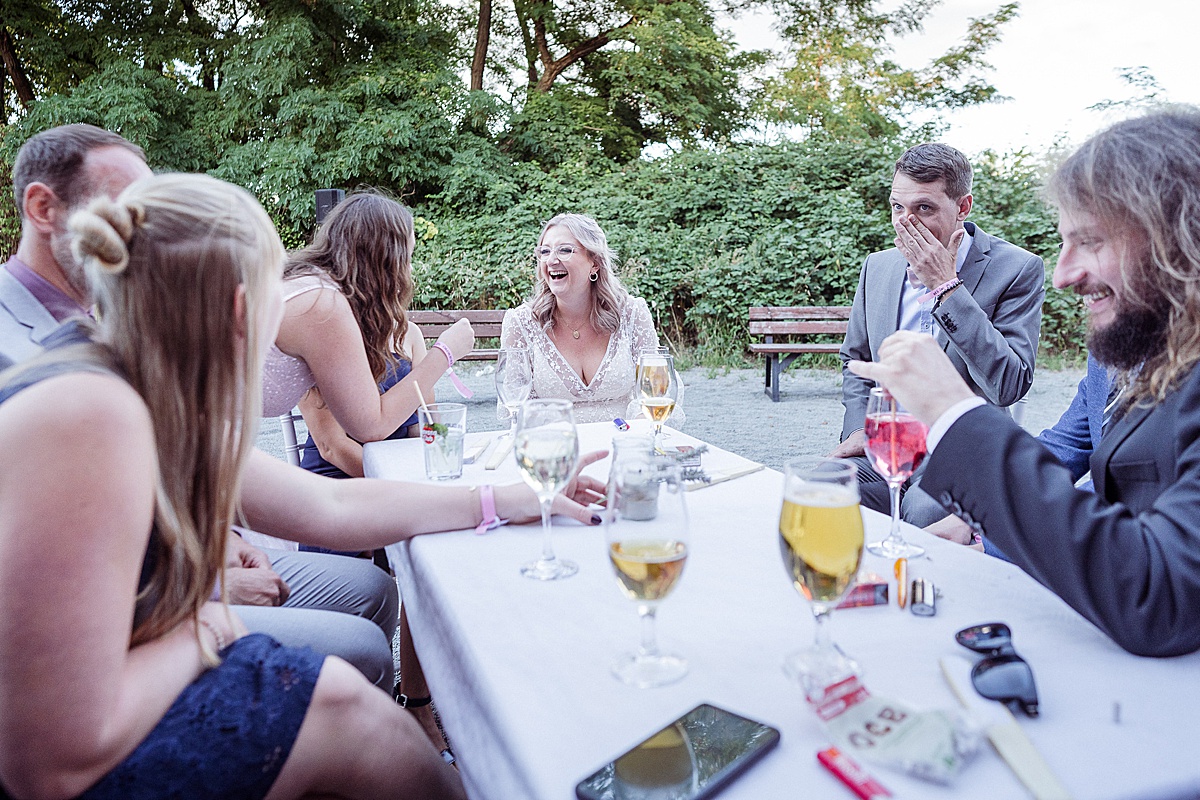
[501,213,662,423]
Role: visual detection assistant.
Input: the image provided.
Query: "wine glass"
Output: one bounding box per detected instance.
[495,347,533,438]
[863,387,928,559]
[778,457,864,696]
[605,456,689,687]
[514,398,580,580]
[636,350,679,452]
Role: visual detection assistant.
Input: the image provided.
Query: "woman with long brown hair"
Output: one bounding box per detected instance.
[264,190,473,477]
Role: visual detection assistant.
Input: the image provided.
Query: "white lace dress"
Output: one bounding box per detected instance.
[501,296,660,424]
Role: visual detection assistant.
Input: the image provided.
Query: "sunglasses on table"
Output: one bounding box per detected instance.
[955,622,1039,717]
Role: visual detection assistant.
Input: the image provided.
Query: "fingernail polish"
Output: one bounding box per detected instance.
[591,514,602,526]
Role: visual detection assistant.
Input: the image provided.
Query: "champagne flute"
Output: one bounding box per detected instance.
[863,387,928,559]
[605,456,689,687]
[779,457,864,696]
[636,350,679,452]
[495,347,533,438]
[514,399,580,580]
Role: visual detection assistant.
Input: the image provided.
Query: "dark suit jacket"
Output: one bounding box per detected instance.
[923,364,1200,657]
[839,221,1045,439]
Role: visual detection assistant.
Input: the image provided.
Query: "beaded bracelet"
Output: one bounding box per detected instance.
[198,617,227,652]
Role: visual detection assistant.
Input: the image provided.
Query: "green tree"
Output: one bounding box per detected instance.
[743,0,1019,138]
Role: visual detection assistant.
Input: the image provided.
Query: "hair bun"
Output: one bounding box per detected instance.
[69,197,144,275]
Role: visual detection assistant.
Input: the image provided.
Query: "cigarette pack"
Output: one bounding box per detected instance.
[673,445,701,467]
[836,574,889,609]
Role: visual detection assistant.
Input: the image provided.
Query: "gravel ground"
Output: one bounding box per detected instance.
[256,363,1086,469]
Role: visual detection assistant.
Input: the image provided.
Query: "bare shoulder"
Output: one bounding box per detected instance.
[0,370,149,447]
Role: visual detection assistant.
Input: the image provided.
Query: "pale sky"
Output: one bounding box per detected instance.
[726,0,1199,157]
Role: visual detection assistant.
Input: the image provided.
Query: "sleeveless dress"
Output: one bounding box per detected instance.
[0,322,324,800]
[261,273,337,418]
[500,295,660,424]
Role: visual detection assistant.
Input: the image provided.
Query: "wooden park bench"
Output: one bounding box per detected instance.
[408,309,506,361]
[748,306,852,402]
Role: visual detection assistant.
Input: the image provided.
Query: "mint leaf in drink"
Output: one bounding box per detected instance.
[431,422,449,437]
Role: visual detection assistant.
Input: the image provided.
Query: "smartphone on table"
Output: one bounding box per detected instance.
[575,703,780,800]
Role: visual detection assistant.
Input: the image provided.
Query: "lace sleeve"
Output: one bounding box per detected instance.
[501,308,528,349]
[625,296,660,357]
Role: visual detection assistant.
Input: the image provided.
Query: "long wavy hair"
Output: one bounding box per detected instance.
[284,191,415,381]
[66,173,284,656]
[1047,107,1200,405]
[529,213,627,332]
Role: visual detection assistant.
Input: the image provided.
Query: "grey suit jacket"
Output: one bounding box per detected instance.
[0,268,59,370]
[839,222,1045,439]
[923,363,1200,657]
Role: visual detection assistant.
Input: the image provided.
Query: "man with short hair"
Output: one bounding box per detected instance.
[1,123,401,687]
[834,142,1045,526]
[851,108,1200,656]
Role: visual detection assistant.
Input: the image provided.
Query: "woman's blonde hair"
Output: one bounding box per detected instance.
[68,172,284,653]
[285,191,415,381]
[529,213,627,332]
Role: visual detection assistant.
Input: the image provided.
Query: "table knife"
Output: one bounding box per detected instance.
[682,463,764,491]
[939,656,1072,800]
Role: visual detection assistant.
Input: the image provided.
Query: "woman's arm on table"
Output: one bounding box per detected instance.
[239,448,608,550]
[0,373,239,798]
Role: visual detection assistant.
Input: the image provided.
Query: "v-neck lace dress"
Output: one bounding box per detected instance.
[501,296,659,424]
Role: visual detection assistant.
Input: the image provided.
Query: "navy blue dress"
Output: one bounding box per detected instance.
[300,356,417,480]
[0,322,324,800]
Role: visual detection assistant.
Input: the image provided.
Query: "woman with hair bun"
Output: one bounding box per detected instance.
[501,213,664,424]
[0,173,604,799]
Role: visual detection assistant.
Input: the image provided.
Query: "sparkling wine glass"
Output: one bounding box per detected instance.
[779,457,864,696]
[495,347,533,438]
[863,387,928,559]
[636,350,679,452]
[605,456,689,687]
[514,399,580,580]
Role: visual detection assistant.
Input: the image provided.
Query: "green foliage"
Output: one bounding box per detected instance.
[0,0,1086,366]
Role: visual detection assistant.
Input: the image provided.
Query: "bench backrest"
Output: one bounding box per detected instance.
[408,309,507,360]
[748,306,851,337]
[408,309,506,339]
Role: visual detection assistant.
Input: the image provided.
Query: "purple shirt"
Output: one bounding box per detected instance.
[4,256,90,322]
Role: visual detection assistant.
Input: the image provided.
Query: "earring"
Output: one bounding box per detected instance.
[589,271,598,282]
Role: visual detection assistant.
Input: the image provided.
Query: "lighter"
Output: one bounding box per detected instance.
[910,578,936,616]
[613,417,630,431]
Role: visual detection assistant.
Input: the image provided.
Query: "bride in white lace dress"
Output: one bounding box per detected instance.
[501,214,661,424]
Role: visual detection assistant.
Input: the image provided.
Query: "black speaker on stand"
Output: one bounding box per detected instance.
[315,188,345,225]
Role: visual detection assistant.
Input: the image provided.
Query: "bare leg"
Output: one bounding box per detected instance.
[266,657,465,800]
[398,606,448,751]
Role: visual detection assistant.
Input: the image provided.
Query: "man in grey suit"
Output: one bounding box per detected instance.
[3,123,401,688]
[833,143,1045,526]
[851,108,1200,657]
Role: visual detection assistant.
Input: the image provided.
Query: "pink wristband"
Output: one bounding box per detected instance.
[431,341,475,399]
[474,484,506,534]
[432,341,455,367]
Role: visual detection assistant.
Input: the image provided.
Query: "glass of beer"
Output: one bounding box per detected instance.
[778,457,864,696]
[636,350,678,452]
[605,456,689,687]
[863,387,928,559]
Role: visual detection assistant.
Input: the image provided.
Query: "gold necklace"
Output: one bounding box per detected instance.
[572,328,580,339]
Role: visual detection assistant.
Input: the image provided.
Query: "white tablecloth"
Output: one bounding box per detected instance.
[366,420,1200,800]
